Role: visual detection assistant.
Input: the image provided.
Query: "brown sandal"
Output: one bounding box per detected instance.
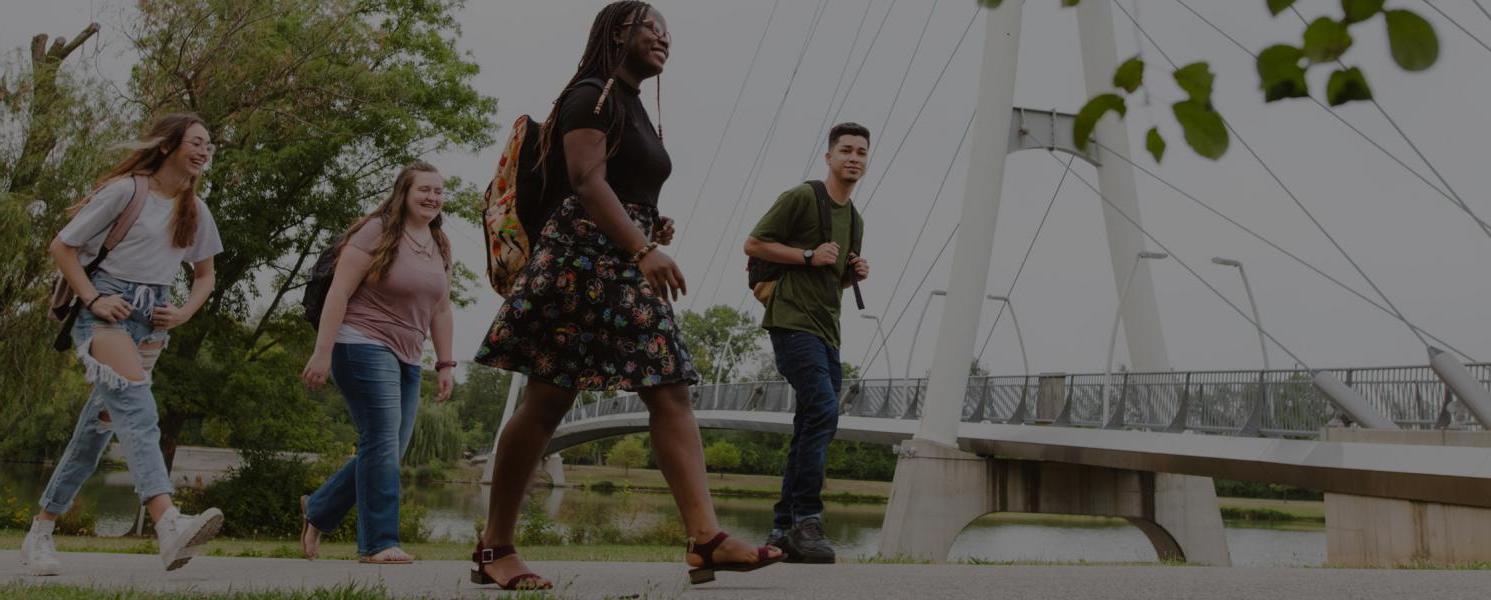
[687,531,784,585]
[299,495,318,560]
[471,543,552,590]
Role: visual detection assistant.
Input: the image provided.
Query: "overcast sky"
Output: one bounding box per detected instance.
[7,0,1491,379]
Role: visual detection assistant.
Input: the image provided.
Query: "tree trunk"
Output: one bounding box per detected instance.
[160,410,188,473]
[7,24,99,196]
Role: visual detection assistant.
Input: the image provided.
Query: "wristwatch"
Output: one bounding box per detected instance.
[802,249,815,265]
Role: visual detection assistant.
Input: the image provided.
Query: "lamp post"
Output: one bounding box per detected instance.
[905,290,947,380]
[1103,251,1168,426]
[1211,257,1269,371]
[985,295,1027,377]
[860,314,896,380]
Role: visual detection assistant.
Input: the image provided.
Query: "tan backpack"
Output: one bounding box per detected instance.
[47,174,149,350]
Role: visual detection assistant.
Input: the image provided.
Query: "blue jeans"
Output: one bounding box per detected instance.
[39,273,173,514]
[306,343,421,556]
[769,328,842,530]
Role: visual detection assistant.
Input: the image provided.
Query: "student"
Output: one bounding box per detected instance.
[744,123,872,564]
[471,1,783,589]
[23,113,226,575]
[299,161,456,565]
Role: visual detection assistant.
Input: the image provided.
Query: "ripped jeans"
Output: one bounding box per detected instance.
[38,273,173,514]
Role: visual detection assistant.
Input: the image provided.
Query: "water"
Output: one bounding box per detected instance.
[1,464,1323,566]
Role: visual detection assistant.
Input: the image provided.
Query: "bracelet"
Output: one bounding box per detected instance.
[85,295,103,309]
[631,241,660,263]
[435,360,457,371]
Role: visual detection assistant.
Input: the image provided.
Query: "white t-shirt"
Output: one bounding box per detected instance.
[57,178,224,285]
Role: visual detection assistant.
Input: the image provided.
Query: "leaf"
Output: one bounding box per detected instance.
[1256,44,1309,102]
[1384,10,1439,71]
[1302,17,1353,64]
[1172,62,1215,105]
[1267,0,1297,16]
[976,0,1004,7]
[1172,100,1229,159]
[1325,67,1373,105]
[1062,0,1080,6]
[1341,0,1384,24]
[1072,93,1127,151]
[1113,56,1144,93]
[1145,127,1166,163]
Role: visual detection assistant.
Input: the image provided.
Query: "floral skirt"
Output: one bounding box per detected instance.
[475,197,700,391]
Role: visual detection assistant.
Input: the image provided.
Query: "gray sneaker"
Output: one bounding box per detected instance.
[20,518,62,576]
[784,517,835,564]
[156,507,224,571]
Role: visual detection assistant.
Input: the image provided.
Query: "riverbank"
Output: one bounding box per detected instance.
[561,464,1326,525]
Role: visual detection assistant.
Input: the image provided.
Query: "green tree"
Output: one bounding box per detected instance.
[605,435,648,476]
[978,0,1441,162]
[118,0,498,462]
[449,364,513,452]
[0,23,130,461]
[679,305,765,384]
[702,439,742,479]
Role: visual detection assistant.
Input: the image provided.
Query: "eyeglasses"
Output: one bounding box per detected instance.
[184,138,217,155]
[623,19,670,43]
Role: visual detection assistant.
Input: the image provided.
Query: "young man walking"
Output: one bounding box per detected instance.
[743,122,871,563]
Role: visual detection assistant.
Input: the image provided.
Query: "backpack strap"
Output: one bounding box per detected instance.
[92,175,150,268]
[806,180,834,245]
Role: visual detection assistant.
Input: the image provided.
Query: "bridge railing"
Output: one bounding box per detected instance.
[558,363,1489,438]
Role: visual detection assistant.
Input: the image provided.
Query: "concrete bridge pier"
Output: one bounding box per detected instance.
[877,438,1231,565]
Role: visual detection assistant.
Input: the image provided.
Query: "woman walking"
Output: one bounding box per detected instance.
[472,1,782,589]
[21,113,226,575]
[299,161,456,565]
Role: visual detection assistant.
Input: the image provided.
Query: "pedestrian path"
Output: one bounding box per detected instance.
[3,551,1489,599]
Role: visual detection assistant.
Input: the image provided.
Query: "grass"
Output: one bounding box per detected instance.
[564,464,892,501]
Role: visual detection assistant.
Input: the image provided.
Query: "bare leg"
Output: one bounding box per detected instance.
[639,383,782,566]
[477,378,576,587]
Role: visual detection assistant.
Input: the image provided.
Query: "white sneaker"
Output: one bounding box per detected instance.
[155,506,224,571]
[20,518,62,576]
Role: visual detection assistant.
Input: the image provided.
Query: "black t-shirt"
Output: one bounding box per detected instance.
[554,79,671,207]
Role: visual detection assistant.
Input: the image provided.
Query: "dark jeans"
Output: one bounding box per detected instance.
[306,343,421,556]
[769,328,842,531]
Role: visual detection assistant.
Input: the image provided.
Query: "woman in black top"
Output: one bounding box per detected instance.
[472,1,782,589]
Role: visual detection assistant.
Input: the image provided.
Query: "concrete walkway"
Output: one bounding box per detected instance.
[3,551,1489,599]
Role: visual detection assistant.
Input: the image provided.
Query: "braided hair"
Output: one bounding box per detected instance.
[534,1,663,180]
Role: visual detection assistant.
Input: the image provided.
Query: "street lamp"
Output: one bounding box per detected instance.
[985,295,1027,377]
[860,314,896,380]
[1102,251,1168,427]
[905,290,947,380]
[1211,257,1269,371]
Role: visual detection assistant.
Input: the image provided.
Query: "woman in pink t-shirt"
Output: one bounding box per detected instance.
[299,161,455,564]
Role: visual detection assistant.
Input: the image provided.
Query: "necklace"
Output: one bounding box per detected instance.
[403,229,434,259]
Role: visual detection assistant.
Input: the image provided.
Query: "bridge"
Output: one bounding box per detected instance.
[544,366,1491,567]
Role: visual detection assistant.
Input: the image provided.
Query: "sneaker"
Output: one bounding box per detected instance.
[783,517,835,564]
[20,518,62,576]
[156,507,224,571]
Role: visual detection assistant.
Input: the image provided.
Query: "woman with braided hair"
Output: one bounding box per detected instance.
[473,1,783,589]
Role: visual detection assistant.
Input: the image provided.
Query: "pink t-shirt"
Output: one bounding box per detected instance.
[341,217,451,365]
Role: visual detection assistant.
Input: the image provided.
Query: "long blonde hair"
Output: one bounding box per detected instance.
[71,113,207,248]
[345,161,451,282]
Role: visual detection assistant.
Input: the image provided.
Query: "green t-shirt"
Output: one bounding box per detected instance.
[749,183,863,348]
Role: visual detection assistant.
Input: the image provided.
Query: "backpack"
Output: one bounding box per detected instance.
[300,232,347,331]
[482,78,605,297]
[48,175,150,351]
[747,180,862,306]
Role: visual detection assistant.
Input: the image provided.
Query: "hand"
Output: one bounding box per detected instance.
[652,216,675,246]
[88,295,132,323]
[302,351,332,391]
[811,242,840,267]
[151,304,191,330]
[639,249,686,302]
[436,368,454,403]
[849,254,869,281]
